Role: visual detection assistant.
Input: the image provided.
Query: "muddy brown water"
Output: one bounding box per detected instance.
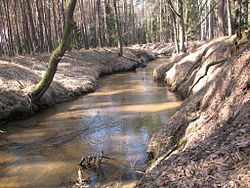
[0,58,181,188]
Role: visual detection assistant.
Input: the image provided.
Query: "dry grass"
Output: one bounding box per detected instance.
[0,48,155,123]
[137,39,250,187]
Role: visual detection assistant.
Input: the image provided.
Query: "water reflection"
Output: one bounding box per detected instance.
[0,58,181,187]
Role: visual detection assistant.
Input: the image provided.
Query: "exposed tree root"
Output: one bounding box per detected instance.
[189,58,227,93]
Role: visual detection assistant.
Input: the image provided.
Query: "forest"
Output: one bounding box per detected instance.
[1,0,249,56]
[0,0,249,188]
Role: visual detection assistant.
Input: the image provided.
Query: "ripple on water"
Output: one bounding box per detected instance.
[0,58,181,187]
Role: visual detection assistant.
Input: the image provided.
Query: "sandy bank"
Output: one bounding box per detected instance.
[138,37,250,187]
[0,48,155,124]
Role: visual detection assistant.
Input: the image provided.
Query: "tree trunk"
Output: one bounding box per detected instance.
[19,0,33,54]
[178,0,186,52]
[80,0,89,49]
[159,0,163,42]
[96,0,103,47]
[208,0,213,39]
[52,0,59,43]
[114,0,123,56]
[41,1,53,52]
[29,0,77,102]
[173,13,180,53]
[218,0,226,36]
[14,1,23,55]
[104,0,109,46]
[3,0,15,56]
[226,0,232,36]
[234,0,242,34]
[242,0,248,28]
[35,0,45,52]
[168,0,185,52]
[25,0,38,51]
[45,0,53,51]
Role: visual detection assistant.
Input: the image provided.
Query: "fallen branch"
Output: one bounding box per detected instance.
[167,0,181,18]
[131,154,140,168]
[195,2,219,30]
[135,170,145,175]
[17,80,24,88]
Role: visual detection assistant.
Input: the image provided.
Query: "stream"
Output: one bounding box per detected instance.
[0,58,181,188]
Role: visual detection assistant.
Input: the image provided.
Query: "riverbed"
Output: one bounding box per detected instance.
[0,58,181,188]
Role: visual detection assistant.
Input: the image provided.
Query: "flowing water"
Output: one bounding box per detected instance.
[0,58,181,188]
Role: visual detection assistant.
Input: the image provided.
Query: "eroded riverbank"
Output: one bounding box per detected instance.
[0,58,181,187]
[0,48,155,125]
[138,37,250,187]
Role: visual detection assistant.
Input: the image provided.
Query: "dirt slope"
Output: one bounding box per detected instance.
[138,37,250,187]
[0,48,155,124]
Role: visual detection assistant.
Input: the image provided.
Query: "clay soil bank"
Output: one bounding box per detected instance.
[0,48,155,125]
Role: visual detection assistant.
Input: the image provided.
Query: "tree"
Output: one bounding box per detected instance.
[178,0,186,52]
[1,0,249,57]
[113,0,123,56]
[29,0,77,102]
[168,0,186,52]
[218,0,226,36]
[226,0,232,36]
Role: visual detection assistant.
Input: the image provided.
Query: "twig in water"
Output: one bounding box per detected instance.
[131,154,140,168]
[135,170,145,175]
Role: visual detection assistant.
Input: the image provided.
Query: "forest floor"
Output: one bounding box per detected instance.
[136,36,250,187]
[0,48,155,125]
[1,36,249,187]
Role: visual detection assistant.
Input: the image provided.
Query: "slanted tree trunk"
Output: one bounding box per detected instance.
[29,0,77,102]
[173,14,180,53]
